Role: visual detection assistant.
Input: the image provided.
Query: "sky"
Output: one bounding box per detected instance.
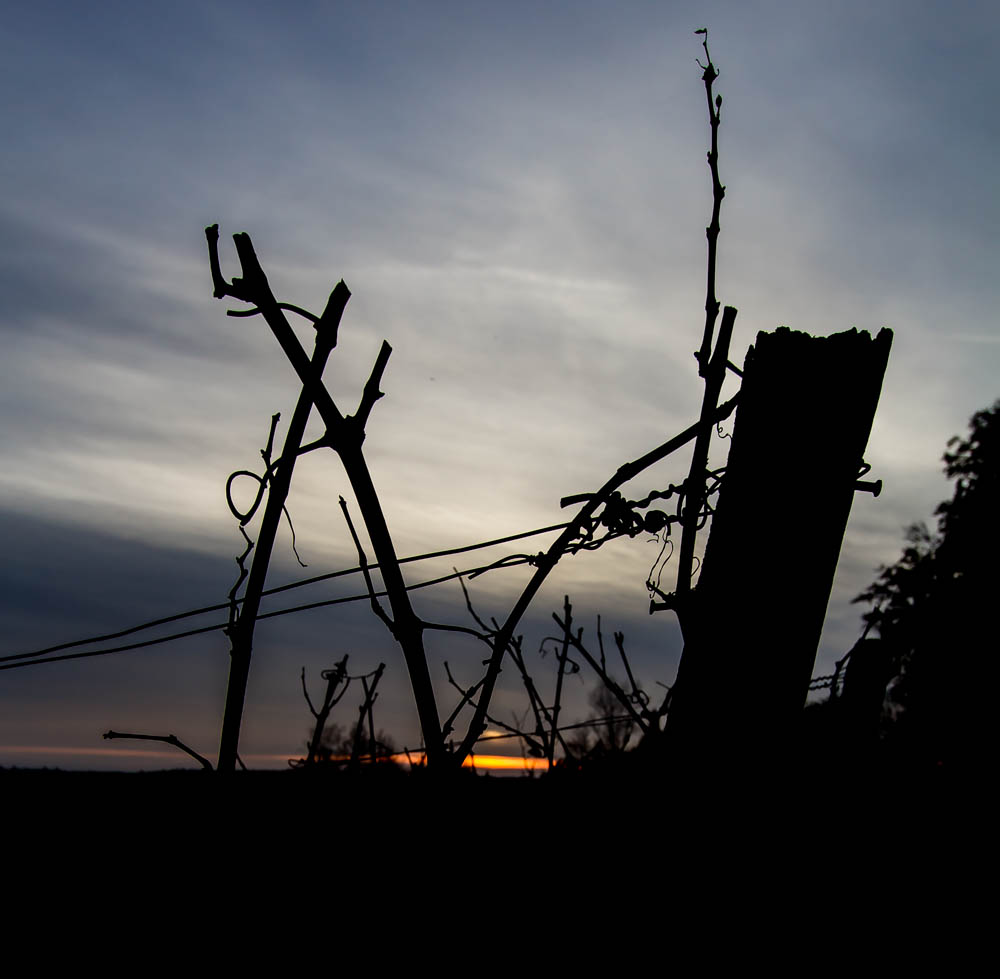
[1,0,997,770]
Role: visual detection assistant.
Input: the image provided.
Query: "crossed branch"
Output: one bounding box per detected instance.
[207,225,444,769]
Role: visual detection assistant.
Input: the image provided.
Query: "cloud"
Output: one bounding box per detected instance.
[2,0,998,766]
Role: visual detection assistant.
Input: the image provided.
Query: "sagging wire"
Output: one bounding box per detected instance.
[0,555,563,672]
[1,521,574,669]
[468,553,540,578]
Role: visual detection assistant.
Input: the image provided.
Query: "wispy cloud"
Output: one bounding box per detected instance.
[2,1,997,767]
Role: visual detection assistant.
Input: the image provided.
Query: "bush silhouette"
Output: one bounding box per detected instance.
[855,399,999,769]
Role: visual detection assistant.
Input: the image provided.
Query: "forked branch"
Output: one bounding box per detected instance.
[207,226,444,766]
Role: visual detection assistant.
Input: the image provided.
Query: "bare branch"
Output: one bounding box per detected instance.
[300,666,319,719]
[455,571,494,634]
[210,234,350,772]
[509,635,560,753]
[442,661,488,737]
[227,301,320,324]
[339,496,394,633]
[103,730,213,771]
[208,227,348,440]
[422,619,494,647]
[351,340,392,434]
[315,282,349,348]
[302,654,350,764]
[695,28,725,377]
[205,223,239,301]
[453,393,739,763]
[443,661,545,757]
[547,596,573,768]
[349,664,385,768]
[208,231,445,763]
[614,630,646,707]
[676,304,737,608]
[550,611,648,732]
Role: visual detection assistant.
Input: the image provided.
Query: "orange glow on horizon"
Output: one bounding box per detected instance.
[462,754,549,771]
[289,751,551,772]
[1,746,551,772]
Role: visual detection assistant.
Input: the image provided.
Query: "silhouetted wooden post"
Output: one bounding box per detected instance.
[666,326,892,767]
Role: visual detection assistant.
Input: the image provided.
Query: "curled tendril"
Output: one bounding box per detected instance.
[537,638,581,675]
[629,688,650,708]
[226,457,307,566]
[646,536,674,597]
[226,469,271,526]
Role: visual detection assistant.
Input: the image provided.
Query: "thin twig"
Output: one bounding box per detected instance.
[339,496,394,632]
[442,661,545,756]
[694,27,725,377]
[442,661,488,737]
[511,635,564,756]
[547,595,573,768]
[455,571,494,635]
[349,664,384,769]
[102,730,213,771]
[303,654,350,763]
[351,341,392,434]
[300,666,318,718]
[550,611,648,732]
[614,630,646,707]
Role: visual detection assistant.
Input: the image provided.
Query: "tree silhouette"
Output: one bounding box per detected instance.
[854,399,999,769]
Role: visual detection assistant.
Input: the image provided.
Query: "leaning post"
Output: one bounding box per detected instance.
[666,325,893,767]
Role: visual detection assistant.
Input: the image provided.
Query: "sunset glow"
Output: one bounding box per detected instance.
[375,751,551,772]
[1,745,552,773]
[463,754,550,772]
[2,3,996,775]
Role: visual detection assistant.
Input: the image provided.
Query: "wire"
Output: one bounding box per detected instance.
[0,521,570,667]
[0,510,847,711]
[0,549,550,672]
[0,622,228,671]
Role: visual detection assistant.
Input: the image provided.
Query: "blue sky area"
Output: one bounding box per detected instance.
[1,0,996,769]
